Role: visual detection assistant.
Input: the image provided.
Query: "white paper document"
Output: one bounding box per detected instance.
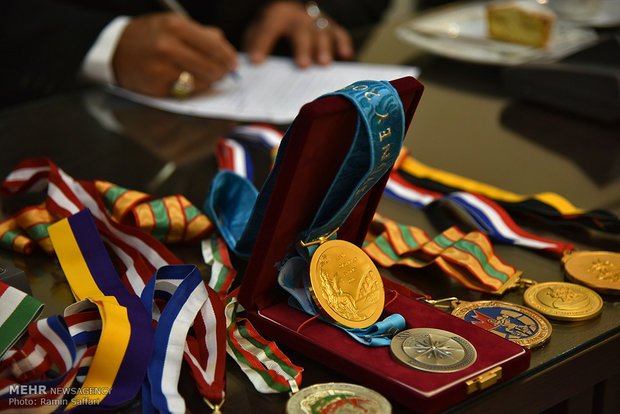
[109,54,420,124]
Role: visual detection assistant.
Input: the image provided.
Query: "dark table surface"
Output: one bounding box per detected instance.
[1,47,619,414]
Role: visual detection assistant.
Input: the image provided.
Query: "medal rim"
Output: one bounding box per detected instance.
[451,300,552,349]
[285,382,391,414]
[389,327,477,373]
[563,250,620,294]
[523,281,603,321]
[308,239,385,329]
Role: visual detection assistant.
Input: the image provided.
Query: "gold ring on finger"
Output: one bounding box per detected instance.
[171,70,195,98]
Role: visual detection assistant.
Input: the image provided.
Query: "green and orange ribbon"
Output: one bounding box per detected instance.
[364,214,520,294]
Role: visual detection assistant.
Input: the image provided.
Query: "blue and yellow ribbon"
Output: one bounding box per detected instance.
[49,209,154,409]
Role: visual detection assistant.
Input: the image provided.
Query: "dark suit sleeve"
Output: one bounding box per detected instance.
[0,0,119,107]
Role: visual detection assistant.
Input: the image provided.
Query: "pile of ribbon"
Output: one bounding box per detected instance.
[0,154,302,413]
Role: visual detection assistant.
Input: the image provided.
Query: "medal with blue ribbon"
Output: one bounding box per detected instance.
[204,80,408,343]
[276,80,406,337]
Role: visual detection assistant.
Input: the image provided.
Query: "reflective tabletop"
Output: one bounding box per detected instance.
[1,25,620,414]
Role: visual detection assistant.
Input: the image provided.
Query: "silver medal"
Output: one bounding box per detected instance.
[390,328,477,373]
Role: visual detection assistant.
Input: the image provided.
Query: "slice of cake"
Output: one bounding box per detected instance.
[487,1,555,48]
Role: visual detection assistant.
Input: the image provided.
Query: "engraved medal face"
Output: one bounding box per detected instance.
[523,282,603,321]
[390,328,477,373]
[451,300,552,349]
[286,382,391,414]
[308,240,385,329]
[563,251,620,295]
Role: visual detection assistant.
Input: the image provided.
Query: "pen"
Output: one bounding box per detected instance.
[158,0,242,81]
[158,0,189,17]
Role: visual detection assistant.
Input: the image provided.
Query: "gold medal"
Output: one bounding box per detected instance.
[523,281,603,321]
[307,239,385,329]
[390,328,477,373]
[451,300,551,349]
[286,382,391,414]
[562,250,620,295]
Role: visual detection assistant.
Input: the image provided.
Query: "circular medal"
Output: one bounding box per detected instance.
[563,250,620,295]
[451,300,552,348]
[523,282,603,321]
[390,328,477,373]
[286,382,391,414]
[308,240,385,329]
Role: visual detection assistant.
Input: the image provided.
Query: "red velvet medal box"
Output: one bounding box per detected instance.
[237,77,530,413]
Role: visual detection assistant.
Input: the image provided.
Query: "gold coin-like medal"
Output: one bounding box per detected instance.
[563,250,620,295]
[308,240,384,329]
[390,328,477,373]
[451,300,552,349]
[286,382,391,414]
[523,281,603,321]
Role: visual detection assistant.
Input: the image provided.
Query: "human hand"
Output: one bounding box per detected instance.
[113,13,238,97]
[243,1,354,68]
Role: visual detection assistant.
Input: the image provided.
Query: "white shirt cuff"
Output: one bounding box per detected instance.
[80,16,131,85]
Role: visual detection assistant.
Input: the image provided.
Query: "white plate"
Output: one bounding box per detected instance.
[395,1,599,65]
[549,0,620,28]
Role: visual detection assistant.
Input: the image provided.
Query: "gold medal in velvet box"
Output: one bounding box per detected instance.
[301,229,385,329]
[562,250,620,295]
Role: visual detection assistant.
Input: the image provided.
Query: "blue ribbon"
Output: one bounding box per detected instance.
[301,81,404,242]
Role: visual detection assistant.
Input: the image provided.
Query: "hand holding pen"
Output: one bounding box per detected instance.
[113,12,239,98]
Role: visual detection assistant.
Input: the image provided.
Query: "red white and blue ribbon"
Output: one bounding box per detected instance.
[216,138,254,182]
[384,172,574,256]
[0,314,95,412]
[140,265,226,414]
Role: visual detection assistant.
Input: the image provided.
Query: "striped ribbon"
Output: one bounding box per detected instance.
[385,170,574,256]
[397,153,620,233]
[1,160,213,257]
[201,236,237,301]
[216,138,254,182]
[0,205,56,255]
[95,180,213,243]
[0,217,33,254]
[48,210,154,409]
[364,214,520,294]
[0,314,97,412]
[140,265,226,413]
[209,124,304,394]
[202,243,304,394]
[225,124,284,167]
[0,158,188,296]
[0,282,43,359]
[224,294,303,394]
